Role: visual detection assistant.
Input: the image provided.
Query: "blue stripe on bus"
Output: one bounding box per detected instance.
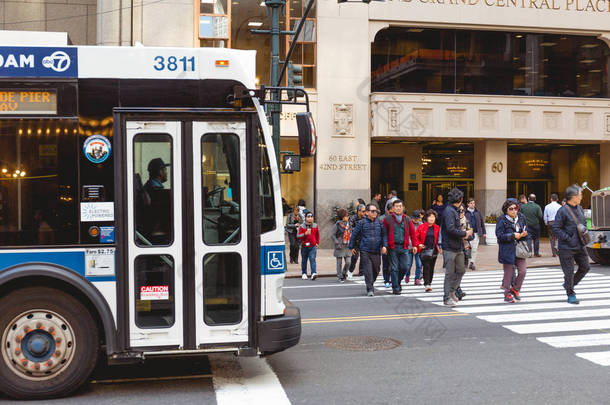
[0,251,116,282]
[261,245,286,275]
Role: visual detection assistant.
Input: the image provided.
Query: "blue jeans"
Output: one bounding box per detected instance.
[382,253,390,283]
[406,252,422,280]
[389,248,410,292]
[301,246,317,275]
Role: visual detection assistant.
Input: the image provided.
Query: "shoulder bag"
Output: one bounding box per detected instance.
[565,206,592,246]
[511,219,532,259]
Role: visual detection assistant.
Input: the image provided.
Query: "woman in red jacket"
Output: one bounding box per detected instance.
[416,210,442,292]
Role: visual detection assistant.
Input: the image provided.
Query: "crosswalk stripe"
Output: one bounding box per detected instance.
[382,275,610,289]
[478,308,610,323]
[504,319,610,334]
[408,288,610,300]
[452,299,610,314]
[398,280,610,293]
[537,333,610,348]
[575,352,610,366]
[423,291,610,306]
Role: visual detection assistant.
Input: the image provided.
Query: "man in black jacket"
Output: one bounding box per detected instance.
[347,204,366,278]
[552,184,590,304]
[442,188,473,306]
[464,198,486,270]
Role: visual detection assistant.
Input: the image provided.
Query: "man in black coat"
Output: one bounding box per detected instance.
[347,204,366,278]
[552,184,590,304]
[442,188,473,306]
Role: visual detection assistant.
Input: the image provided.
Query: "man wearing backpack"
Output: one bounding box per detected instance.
[383,200,418,295]
[552,184,590,304]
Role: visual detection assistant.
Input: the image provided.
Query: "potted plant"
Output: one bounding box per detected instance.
[484,215,497,245]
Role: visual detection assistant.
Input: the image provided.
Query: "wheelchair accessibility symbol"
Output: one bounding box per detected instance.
[267,251,285,271]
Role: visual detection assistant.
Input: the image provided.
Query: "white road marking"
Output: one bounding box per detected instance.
[419,291,610,306]
[504,319,610,334]
[537,333,610,348]
[479,308,610,323]
[407,284,610,297]
[283,284,362,289]
[453,299,610,314]
[210,354,291,405]
[410,288,610,300]
[575,351,610,366]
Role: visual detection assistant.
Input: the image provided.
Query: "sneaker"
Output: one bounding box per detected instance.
[347,271,353,281]
[510,288,521,301]
[367,291,374,297]
[504,294,515,303]
[384,282,391,288]
[404,276,410,284]
[444,298,457,307]
[535,253,542,257]
[425,286,433,293]
[568,295,580,304]
[415,279,421,286]
[468,262,475,270]
[338,278,345,283]
[311,273,317,281]
[301,274,308,280]
[456,291,466,301]
[449,291,459,303]
[392,290,401,295]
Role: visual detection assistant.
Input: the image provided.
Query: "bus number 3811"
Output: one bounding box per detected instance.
[153,55,195,72]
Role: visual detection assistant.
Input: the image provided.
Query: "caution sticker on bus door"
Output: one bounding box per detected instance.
[140,286,169,301]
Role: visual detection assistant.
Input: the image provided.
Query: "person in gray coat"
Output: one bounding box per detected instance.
[332,208,352,282]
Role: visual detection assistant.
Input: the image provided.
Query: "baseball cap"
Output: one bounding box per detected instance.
[148,158,170,173]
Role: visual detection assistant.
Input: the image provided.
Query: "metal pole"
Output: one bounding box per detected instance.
[267,0,285,168]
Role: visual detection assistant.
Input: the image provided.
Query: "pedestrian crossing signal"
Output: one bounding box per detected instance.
[282,154,301,173]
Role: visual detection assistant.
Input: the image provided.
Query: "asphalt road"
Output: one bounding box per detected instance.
[2,264,610,404]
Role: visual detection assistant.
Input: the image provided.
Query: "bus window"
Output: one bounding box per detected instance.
[201,133,240,245]
[0,119,78,246]
[258,129,276,233]
[134,254,175,328]
[203,252,242,325]
[133,134,173,247]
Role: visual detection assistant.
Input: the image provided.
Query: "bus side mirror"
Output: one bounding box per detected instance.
[297,112,316,157]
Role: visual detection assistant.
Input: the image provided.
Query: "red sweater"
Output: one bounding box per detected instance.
[415,223,440,253]
[297,223,320,247]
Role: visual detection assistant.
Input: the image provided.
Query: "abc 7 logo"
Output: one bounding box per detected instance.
[42,51,71,73]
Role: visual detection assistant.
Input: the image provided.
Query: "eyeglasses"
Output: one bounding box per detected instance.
[507,206,517,211]
[368,210,378,213]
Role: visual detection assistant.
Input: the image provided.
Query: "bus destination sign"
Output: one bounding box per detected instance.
[0,90,57,115]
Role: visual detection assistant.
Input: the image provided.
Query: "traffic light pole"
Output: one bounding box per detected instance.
[252,0,315,169]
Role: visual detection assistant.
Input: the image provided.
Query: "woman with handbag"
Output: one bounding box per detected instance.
[331,208,352,282]
[416,210,441,293]
[496,199,529,303]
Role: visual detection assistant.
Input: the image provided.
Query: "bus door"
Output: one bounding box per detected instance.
[192,121,249,346]
[124,118,250,349]
[126,121,184,348]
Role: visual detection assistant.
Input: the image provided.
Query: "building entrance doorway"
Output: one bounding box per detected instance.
[371,157,404,203]
[423,180,473,210]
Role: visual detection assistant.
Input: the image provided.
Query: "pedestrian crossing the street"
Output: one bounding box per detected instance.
[364,267,610,368]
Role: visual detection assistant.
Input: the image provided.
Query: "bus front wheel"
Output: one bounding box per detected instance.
[0,287,99,399]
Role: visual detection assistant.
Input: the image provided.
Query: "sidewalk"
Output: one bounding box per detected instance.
[286,238,576,278]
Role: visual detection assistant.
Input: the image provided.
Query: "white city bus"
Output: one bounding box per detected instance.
[0,39,306,399]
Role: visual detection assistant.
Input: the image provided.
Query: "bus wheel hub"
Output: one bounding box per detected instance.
[3,310,75,379]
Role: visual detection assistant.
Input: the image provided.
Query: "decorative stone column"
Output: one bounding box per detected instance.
[474,140,507,218]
